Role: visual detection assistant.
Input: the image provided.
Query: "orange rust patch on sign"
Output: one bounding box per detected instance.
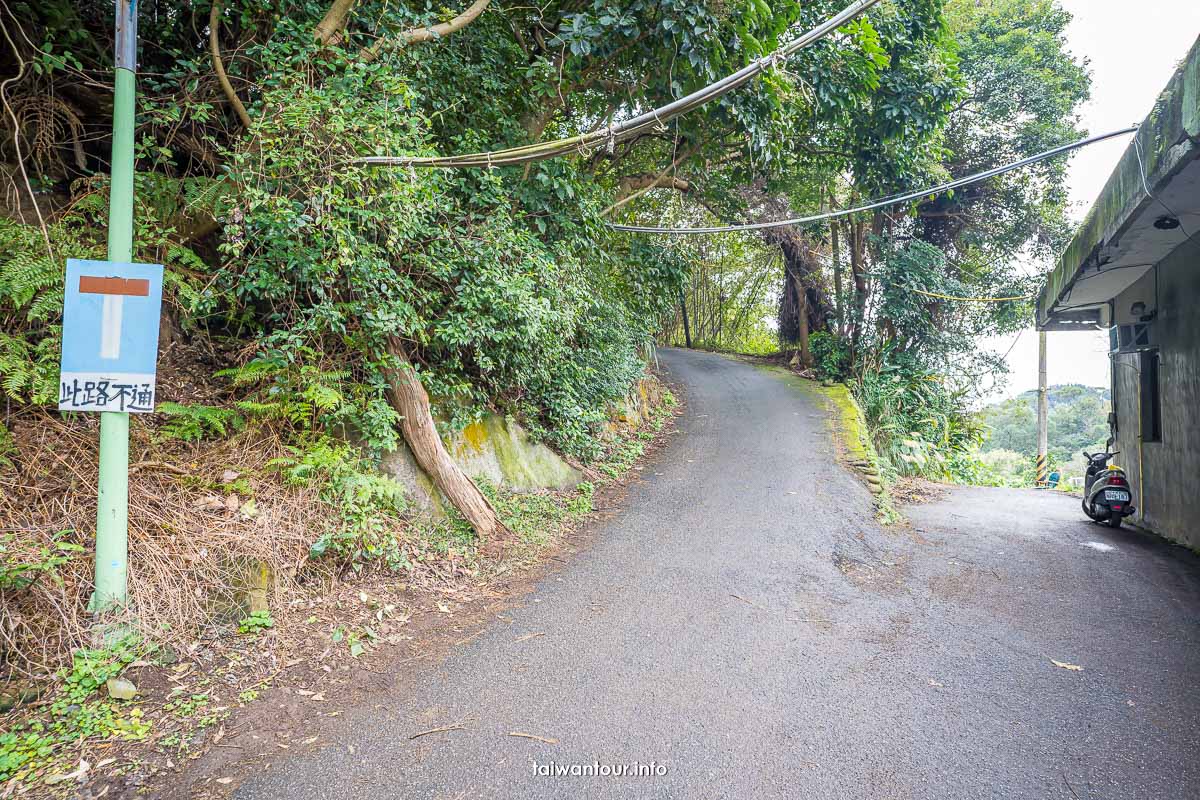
[79,276,150,297]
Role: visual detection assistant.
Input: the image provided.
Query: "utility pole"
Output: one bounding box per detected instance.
[679,288,692,349]
[1036,330,1049,488]
[93,0,137,616]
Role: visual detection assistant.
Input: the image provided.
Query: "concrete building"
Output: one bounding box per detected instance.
[1038,36,1200,548]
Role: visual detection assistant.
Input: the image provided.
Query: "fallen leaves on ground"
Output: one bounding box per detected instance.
[1051,659,1084,672]
[44,760,89,785]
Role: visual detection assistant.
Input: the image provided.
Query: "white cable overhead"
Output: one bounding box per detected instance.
[609,126,1139,234]
[355,0,883,169]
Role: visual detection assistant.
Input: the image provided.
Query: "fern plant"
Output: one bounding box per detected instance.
[156,402,245,442]
[217,355,400,451]
[270,435,409,569]
[0,175,214,411]
[0,331,59,405]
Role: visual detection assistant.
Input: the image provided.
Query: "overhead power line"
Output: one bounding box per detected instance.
[909,288,1034,303]
[608,126,1139,234]
[355,0,883,169]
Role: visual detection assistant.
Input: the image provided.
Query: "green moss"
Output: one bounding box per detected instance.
[485,415,580,489]
[816,383,903,524]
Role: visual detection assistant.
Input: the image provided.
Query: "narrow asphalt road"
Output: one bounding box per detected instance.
[236,348,1200,799]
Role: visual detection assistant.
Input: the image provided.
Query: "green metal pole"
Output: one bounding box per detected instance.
[93,1,137,614]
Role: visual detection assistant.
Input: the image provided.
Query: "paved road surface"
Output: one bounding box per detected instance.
[237,348,1200,799]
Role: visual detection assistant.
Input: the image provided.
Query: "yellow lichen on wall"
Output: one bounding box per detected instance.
[460,421,489,453]
[384,373,669,515]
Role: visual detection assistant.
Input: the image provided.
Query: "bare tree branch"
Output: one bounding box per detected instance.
[315,0,357,46]
[209,1,252,129]
[618,174,692,195]
[360,0,491,63]
[602,143,699,217]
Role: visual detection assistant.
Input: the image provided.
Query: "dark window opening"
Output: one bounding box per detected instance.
[1140,350,1162,443]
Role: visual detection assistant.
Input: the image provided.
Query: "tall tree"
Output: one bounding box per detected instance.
[918,0,1090,258]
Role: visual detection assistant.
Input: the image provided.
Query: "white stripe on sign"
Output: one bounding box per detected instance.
[100,294,124,359]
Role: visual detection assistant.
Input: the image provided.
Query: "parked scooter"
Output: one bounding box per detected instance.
[1081,451,1135,528]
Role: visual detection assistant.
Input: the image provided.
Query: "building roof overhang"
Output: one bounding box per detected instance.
[1038,36,1200,330]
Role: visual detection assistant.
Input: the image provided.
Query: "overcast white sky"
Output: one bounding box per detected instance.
[981,1,1200,402]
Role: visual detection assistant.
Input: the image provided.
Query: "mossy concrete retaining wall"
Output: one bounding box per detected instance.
[384,375,663,514]
[606,376,666,436]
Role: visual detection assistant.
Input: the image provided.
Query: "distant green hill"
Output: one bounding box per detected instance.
[980,385,1111,463]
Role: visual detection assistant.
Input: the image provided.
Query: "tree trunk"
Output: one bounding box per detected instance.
[766,227,830,349]
[521,105,557,140]
[679,289,692,348]
[794,273,812,368]
[209,2,253,129]
[314,0,357,45]
[360,0,492,62]
[831,215,844,338]
[849,220,868,359]
[382,337,504,541]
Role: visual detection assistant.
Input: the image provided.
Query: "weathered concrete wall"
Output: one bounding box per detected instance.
[1111,231,1200,548]
[382,414,582,514]
[384,375,664,514]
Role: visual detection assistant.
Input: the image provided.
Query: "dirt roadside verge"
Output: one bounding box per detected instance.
[126,384,677,799]
[1,376,682,800]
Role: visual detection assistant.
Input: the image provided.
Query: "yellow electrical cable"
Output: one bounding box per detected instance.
[909,288,1034,303]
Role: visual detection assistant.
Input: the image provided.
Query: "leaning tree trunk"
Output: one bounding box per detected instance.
[383,337,504,541]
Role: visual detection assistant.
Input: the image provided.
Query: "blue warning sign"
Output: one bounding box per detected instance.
[59,259,164,413]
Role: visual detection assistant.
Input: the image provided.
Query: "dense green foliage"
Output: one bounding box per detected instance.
[632,0,1091,484]
[929,0,1089,258]
[802,0,1087,483]
[1,0,1091,492]
[3,0,849,461]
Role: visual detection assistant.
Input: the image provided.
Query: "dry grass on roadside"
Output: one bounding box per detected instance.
[0,411,322,681]
[0,377,678,796]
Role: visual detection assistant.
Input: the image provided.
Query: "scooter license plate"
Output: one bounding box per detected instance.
[1105,490,1131,502]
